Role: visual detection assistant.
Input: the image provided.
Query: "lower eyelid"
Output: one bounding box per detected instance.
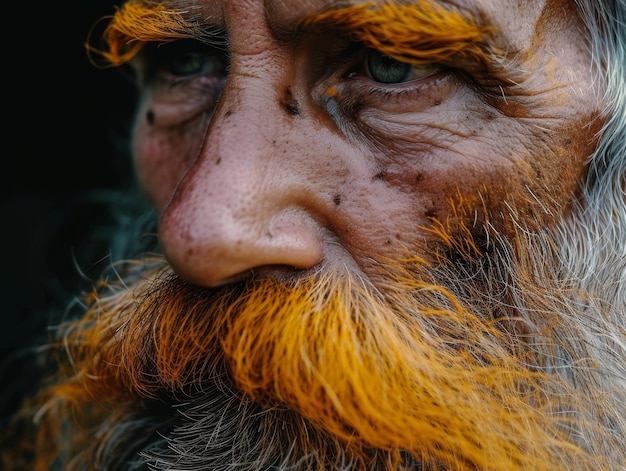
[149,71,225,91]
[329,71,454,114]
[141,75,225,121]
[140,92,218,128]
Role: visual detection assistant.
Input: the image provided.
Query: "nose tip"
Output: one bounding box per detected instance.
[159,197,324,288]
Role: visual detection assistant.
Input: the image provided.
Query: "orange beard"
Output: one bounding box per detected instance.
[34,254,600,470]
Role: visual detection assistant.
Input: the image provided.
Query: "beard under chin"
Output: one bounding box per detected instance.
[7,250,611,470]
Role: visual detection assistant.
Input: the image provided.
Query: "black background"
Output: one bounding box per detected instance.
[1,2,138,424]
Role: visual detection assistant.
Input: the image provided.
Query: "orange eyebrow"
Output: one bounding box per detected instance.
[86,1,206,66]
[88,0,496,68]
[302,0,496,66]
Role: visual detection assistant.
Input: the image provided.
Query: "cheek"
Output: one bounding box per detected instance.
[360,97,598,240]
[132,113,207,211]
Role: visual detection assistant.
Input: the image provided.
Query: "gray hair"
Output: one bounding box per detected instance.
[511,0,626,463]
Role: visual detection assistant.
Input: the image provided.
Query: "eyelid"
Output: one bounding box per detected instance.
[316,44,455,119]
[133,40,228,84]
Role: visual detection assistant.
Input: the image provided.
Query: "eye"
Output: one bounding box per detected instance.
[168,50,211,76]
[141,40,228,81]
[366,49,437,84]
[132,39,229,126]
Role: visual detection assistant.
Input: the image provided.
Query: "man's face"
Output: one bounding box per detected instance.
[19,2,615,469]
[130,0,602,289]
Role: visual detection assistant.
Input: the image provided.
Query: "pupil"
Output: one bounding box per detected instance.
[368,51,411,84]
[169,52,204,76]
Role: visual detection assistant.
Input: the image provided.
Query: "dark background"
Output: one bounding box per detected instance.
[1,2,138,424]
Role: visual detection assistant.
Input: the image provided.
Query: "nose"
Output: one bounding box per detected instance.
[158,78,326,287]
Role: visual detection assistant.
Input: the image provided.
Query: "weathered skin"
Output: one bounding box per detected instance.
[131,0,602,288]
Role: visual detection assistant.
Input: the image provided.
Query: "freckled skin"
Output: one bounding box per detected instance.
[132,0,603,288]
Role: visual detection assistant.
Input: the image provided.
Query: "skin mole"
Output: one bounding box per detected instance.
[282,86,300,116]
[374,169,387,181]
[425,201,437,219]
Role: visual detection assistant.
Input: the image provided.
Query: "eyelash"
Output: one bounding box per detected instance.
[330,44,451,107]
[137,41,229,88]
[137,38,456,116]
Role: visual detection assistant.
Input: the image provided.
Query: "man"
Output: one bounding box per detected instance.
[2,0,625,469]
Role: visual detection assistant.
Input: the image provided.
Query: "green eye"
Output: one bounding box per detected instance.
[168,51,208,76]
[143,40,228,79]
[366,50,437,84]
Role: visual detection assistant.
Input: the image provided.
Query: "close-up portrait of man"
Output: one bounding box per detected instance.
[1,0,625,469]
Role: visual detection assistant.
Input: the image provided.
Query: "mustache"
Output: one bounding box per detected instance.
[61,256,596,469]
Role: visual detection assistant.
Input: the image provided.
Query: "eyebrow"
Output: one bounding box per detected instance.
[86,1,223,67]
[301,0,497,67]
[89,0,497,68]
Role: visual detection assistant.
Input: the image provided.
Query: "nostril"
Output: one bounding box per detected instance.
[248,264,317,284]
[205,269,255,288]
[210,265,311,288]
